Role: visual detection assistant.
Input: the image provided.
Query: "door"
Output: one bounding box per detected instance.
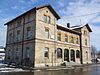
[71,50,75,62]
[64,49,69,62]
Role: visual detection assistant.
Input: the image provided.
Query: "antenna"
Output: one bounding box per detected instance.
[80,19,82,25]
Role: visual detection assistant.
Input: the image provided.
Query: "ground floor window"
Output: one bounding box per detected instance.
[64,49,69,62]
[8,49,11,59]
[76,50,80,58]
[57,48,62,58]
[26,47,30,58]
[71,50,75,61]
[44,47,49,58]
[15,48,19,59]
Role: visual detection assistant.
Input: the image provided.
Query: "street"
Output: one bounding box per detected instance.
[0,64,100,75]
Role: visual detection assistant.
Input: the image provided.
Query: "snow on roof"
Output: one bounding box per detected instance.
[0,49,4,51]
[69,25,83,29]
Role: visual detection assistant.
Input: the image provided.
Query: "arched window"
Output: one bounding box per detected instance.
[57,48,62,58]
[76,50,80,58]
[44,47,49,58]
[70,50,75,61]
[45,28,49,39]
[64,49,69,62]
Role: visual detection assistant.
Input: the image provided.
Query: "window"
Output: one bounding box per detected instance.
[44,47,49,58]
[64,49,69,62]
[44,15,51,24]
[27,27,32,38]
[76,38,79,44]
[15,48,19,59]
[70,50,75,61]
[17,20,21,27]
[9,33,13,42]
[70,36,74,43]
[57,48,62,58]
[16,30,21,41]
[65,35,68,42]
[84,30,87,35]
[27,14,31,22]
[57,33,61,41]
[26,47,30,58]
[76,50,80,58]
[45,29,49,39]
[44,15,47,23]
[9,24,13,29]
[85,39,87,45]
[47,16,51,23]
[8,49,11,59]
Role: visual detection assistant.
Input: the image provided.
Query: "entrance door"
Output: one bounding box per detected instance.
[70,50,75,62]
[64,49,69,62]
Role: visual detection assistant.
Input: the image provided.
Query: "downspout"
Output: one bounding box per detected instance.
[21,16,25,65]
[80,33,83,64]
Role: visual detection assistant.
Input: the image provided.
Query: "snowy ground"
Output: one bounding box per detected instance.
[0,63,29,73]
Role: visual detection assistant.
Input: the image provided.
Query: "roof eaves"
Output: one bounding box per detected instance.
[36,4,60,20]
[4,7,36,25]
[57,25,81,35]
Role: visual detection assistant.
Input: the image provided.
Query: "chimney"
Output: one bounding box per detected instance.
[67,23,70,28]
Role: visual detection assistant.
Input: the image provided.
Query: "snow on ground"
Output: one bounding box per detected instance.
[0,68,26,72]
[0,63,28,73]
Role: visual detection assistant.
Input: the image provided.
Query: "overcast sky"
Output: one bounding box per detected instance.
[0,0,100,50]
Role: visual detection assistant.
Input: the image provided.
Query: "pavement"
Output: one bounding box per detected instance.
[0,63,99,73]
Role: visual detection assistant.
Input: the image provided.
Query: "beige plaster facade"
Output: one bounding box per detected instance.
[5,5,92,67]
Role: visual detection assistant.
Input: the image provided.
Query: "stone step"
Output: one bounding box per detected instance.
[64,61,81,66]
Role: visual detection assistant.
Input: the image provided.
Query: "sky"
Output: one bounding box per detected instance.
[0,0,100,50]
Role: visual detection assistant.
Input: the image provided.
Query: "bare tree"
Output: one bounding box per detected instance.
[91,45,97,58]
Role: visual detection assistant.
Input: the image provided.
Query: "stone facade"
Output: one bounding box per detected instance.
[5,5,92,67]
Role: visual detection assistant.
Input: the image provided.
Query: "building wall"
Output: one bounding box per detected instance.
[5,6,92,67]
[34,7,81,67]
[81,26,91,64]
[35,7,57,67]
[5,10,36,65]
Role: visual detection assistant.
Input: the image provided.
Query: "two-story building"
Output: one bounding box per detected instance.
[4,4,92,67]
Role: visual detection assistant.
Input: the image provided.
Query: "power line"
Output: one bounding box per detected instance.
[63,11,100,19]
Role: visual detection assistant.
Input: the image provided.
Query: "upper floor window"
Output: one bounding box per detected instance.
[44,47,49,58]
[70,36,74,43]
[44,15,51,24]
[16,30,21,41]
[27,14,32,22]
[45,29,49,39]
[17,20,21,27]
[76,38,79,44]
[85,39,87,46]
[27,27,32,38]
[57,33,61,41]
[9,33,13,42]
[65,35,68,42]
[9,24,13,29]
[84,30,87,35]
[47,16,51,23]
[26,47,30,58]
